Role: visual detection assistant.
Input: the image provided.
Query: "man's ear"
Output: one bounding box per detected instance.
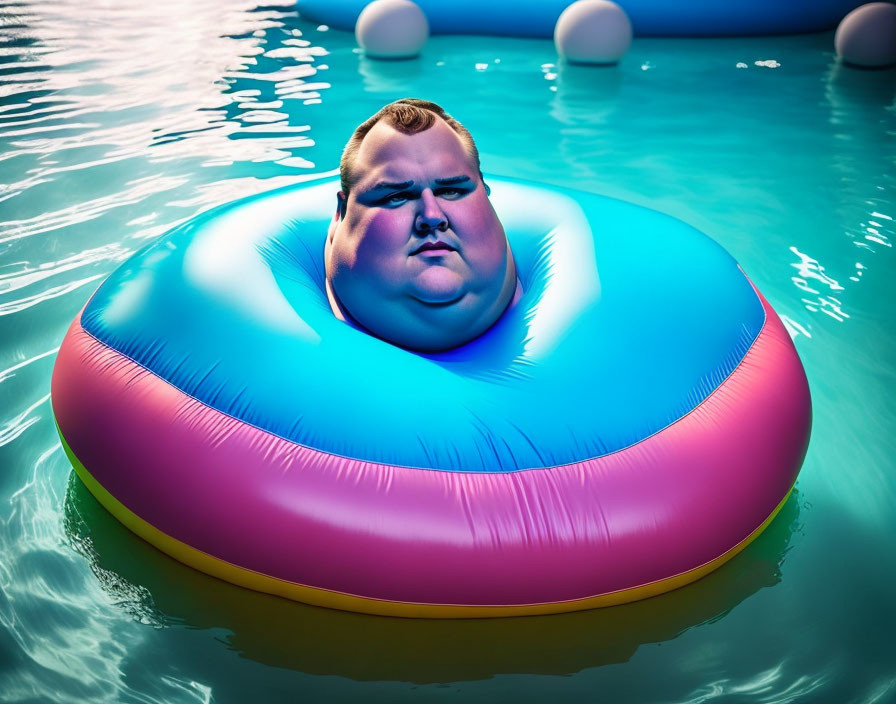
[483,181,491,196]
[328,191,346,242]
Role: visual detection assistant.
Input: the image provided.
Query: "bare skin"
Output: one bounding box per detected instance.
[325,118,520,352]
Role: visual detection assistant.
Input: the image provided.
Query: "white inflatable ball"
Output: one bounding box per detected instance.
[355,0,429,60]
[835,2,896,68]
[554,0,633,65]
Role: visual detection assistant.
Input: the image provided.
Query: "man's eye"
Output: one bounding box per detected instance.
[436,187,464,199]
[383,192,412,205]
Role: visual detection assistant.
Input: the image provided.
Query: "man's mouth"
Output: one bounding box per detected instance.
[411,241,456,255]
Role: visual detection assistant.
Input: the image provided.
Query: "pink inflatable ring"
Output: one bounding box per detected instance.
[52,177,812,617]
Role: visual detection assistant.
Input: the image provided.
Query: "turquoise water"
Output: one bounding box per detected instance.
[1,1,895,701]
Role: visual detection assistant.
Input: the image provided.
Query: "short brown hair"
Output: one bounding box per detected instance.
[339,98,482,196]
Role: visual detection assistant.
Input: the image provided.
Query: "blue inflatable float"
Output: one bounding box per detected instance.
[297,0,864,37]
[53,176,811,616]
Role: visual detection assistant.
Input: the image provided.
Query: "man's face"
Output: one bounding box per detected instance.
[325,117,517,351]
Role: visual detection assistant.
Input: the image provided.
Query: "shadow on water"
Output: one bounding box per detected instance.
[63,472,800,684]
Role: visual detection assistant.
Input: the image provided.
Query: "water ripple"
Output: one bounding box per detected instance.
[0,175,188,244]
[0,0,331,273]
[0,347,57,383]
[0,242,129,297]
[0,392,49,446]
[674,665,830,703]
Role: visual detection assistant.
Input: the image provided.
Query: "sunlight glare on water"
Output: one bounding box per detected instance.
[1,0,895,701]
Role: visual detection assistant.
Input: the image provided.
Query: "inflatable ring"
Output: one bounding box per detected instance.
[52,177,811,618]
[297,0,863,38]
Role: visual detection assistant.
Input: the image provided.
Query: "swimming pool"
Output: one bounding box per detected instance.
[1,0,894,701]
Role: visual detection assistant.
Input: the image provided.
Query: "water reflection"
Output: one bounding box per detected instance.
[549,63,623,184]
[64,473,799,684]
[0,0,308,164]
[0,0,333,241]
[824,61,896,112]
[0,0,342,342]
[552,62,623,124]
[357,54,424,94]
[804,59,896,327]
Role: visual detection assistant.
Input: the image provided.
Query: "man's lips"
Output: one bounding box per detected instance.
[411,241,456,255]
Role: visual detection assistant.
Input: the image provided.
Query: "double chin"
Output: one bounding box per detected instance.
[410,265,467,304]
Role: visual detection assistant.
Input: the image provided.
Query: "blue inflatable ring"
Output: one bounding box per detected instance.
[52,176,811,617]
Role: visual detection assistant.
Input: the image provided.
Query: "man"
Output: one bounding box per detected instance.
[325,98,521,352]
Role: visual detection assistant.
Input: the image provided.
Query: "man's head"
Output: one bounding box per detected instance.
[325,98,518,352]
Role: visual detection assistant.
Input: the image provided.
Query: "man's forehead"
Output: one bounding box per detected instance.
[352,119,475,186]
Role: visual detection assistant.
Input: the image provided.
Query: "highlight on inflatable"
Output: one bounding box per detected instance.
[51,176,811,618]
[297,0,866,37]
[835,3,896,69]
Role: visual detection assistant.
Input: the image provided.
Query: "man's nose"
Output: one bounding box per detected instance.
[414,190,448,233]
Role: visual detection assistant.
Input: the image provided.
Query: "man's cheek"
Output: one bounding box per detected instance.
[365,210,409,244]
[464,225,508,258]
[451,202,498,238]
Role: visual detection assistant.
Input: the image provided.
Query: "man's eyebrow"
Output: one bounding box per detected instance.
[362,176,471,192]
[434,175,472,186]
[367,180,414,191]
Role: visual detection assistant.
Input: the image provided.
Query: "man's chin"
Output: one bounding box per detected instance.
[411,291,466,308]
[411,266,468,301]
[409,276,468,307]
